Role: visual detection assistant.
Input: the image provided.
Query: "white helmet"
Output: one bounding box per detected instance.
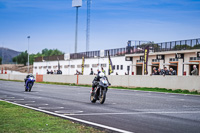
[99,72,105,78]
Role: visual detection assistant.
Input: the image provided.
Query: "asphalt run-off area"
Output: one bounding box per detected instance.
[1,80,200,133]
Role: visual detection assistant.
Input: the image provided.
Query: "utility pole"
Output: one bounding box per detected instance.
[75,6,79,53]
[86,0,91,52]
[72,0,82,53]
[27,36,30,73]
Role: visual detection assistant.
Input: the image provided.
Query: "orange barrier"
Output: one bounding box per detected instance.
[77,75,79,84]
[5,68,7,74]
[36,74,43,82]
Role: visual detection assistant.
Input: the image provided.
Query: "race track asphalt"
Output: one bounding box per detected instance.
[0,80,200,133]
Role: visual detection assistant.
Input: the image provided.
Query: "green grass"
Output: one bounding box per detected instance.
[0,101,103,133]
[1,78,200,95]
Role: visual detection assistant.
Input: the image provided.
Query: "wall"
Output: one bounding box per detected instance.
[0,73,31,81]
[1,74,200,91]
[33,56,132,76]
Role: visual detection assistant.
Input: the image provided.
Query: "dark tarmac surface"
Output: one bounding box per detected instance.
[1,80,200,133]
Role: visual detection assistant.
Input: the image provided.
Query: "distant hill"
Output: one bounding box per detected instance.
[0,47,21,64]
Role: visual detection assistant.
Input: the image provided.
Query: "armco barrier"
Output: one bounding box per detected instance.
[0,74,200,91]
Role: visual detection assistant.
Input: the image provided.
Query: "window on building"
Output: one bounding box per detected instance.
[71,65,75,68]
[64,65,69,68]
[113,65,115,70]
[77,65,81,68]
[101,64,107,67]
[121,65,123,70]
[84,64,90,68]
[92,64,98,67]
[117,65,119,70]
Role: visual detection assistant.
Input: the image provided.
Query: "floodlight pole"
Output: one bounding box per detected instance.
[75,7,79,53]
[27,36,30,73]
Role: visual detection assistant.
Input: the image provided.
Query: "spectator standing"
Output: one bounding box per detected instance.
[47,69,49,74]
[75,70,80,75]
[191,65,199,76]
[50,70,53,74]
[169,68,177,75]
[57,69,62,74]
[157,69,163,75]
[163,67,169,75]
[152,67,158,75]
[90,68,94,75]
[116,72,118,75]
[101,67,106,75]
[54,70,57,74]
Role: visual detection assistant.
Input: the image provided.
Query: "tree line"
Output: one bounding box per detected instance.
[12,48,64,66]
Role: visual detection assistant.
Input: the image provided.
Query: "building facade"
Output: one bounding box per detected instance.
[33,38,200,76]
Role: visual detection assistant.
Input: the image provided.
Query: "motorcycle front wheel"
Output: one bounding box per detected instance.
[28,83,32,92]
[99,89,106,104]
[25,86,28,92]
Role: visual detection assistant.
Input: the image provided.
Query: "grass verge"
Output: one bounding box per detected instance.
[0,101,103,133]
[1,78,200,95]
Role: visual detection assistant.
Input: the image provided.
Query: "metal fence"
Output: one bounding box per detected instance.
[34,38,200,62]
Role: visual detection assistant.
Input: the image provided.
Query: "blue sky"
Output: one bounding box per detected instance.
[0,0,200,54]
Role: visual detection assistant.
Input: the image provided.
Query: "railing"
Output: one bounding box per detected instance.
[34,38,200,62]
[137,60,143,63]
[152,59,160,62]
[190,57,200,61]
[169,58,178,62]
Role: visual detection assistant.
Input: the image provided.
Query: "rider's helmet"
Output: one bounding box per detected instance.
[99,72,105,78]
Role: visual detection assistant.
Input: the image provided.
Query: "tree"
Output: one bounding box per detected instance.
[172,44,192,50]
[13,49,64,65]
[12,50,28,66]
[41,48,64,56]
[12,57,17,64]
[0,57,2,65]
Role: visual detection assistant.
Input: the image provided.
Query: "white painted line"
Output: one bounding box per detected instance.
[14,101,35,103]
[179,99,185,101]
[25,103,48,106]
[0,100,133,133]
[64,111,200,116]
[5,99,24,101]
[24,97,41,99]
[38,107,64,109]
[55,110,83,114]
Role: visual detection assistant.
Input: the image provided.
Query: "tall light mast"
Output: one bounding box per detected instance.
[86,0,91,52]
[72,0,82,53]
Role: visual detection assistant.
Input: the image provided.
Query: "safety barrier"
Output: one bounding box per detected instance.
[0,74,200,91]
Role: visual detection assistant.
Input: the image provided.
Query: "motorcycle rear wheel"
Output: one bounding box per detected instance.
[90,91,96,103]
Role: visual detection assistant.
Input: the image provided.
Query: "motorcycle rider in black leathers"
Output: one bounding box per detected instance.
[92,70,111,92]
